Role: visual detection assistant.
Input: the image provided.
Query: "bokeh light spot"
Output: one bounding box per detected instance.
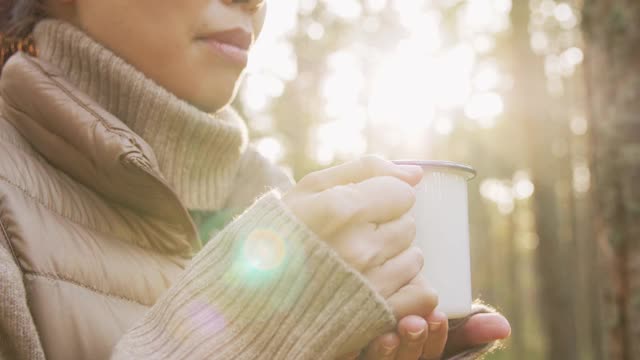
[515,179,535,200]
[255,137,285,163]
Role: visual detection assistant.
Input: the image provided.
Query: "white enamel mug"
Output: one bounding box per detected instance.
[393,160,476,319]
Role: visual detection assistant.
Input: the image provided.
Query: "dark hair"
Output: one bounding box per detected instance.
[1,0,42,71]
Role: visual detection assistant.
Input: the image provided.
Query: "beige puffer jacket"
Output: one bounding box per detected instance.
[0,52,398,359]
[0,53,196,358]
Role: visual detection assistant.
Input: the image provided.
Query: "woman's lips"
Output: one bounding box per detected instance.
[198,28,253,67]
[202,39,249,66]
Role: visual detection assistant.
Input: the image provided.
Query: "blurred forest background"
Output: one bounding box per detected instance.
[235,0,639,359]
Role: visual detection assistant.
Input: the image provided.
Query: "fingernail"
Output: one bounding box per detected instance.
[429,321,442,332]
[407,327,425,340]
[380,334,398,354]
[382,345,396,355]
[429,311,447,332]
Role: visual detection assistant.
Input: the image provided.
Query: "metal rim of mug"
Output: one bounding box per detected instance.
[392,160,477,180]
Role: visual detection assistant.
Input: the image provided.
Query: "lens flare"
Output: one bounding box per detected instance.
[187,300,227,335]
[242,229,287,271]
[170,299,227,343]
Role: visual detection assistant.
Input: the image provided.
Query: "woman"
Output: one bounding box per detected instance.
[0,0,510,359]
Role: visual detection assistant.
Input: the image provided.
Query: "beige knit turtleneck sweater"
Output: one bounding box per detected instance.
[33,20,248,211]
[0,19,499,360]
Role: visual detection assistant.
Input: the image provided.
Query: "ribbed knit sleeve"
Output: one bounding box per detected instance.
[112,191,396,360]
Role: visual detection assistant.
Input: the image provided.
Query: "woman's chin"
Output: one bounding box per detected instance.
[196,92,237,113]
[191,98,229,114]
[198,75,243,113]
[160,61,244,113]
[186,83,239,113]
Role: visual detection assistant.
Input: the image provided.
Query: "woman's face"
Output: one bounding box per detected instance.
[56,0,266,112]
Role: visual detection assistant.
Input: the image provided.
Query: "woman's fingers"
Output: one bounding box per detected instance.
[394,316,428,360]
[298,155,423,192]
[348,176,417,223]
[363,333,400,360]
[316,176,417,231]
[330,213,416,271]
[372,213,416,264]
[366,313,447,360]
[421,312,449,360]
[292,155,422,234]
[364,247,424,298]
[293,175,416,236]
[386,274,438,319]
[360,312,450,360]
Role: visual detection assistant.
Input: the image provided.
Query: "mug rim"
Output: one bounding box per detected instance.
[392,160,476,180]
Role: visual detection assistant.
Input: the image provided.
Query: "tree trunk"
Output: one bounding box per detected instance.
[582,1,640,359]
[510,2,579,359]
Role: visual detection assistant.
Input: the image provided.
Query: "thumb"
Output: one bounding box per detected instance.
[444,313,511,356]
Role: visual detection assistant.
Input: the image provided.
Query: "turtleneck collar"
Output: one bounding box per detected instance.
[32,20,249,211]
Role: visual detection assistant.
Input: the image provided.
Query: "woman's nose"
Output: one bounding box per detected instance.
[221,0,265,12]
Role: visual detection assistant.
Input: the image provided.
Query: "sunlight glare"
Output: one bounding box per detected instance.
[255,137,285,163]
[366,0,388,12]
[323,0,363,20]
[312,110,368,165]
[368,50,437,137]
[460,0,511,35]
[493,0,512,14]
[242,74,284,112]
[398,11,443,53]
[248,114,274,133]
[299,0,318,15]
[474,62,500,91]
[434,117,454,135]
[242,1,298,112]
[323,50,365,118]
[434,44,475,109]
[464,92,504,126]
[474,35,496,54]
[392,0,428,20]
[242,0,516,159]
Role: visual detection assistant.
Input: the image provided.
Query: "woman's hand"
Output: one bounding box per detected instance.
[347,312,511,360]
[283,155,438,321]
[338,311,448,360]
[364,311,449,360]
